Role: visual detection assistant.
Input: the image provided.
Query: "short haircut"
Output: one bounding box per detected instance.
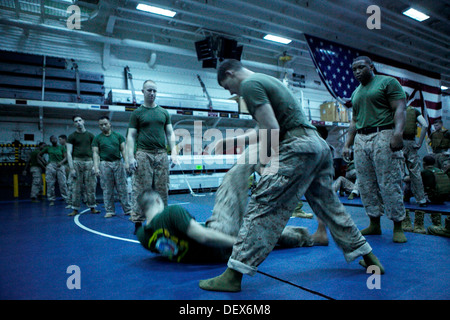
[352,56,374,66]
[217,59,244,84]
[142,80,156,88]
[137,189,161,214]
[98,115,110,122]
[58,134,67,140]
[423,155,436,166]
[72,114,83,121]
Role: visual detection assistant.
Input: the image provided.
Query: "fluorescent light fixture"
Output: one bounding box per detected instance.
[136,3,176,17]
[402,8,430,22]
[441,86,448,90]
[263,34,292,45]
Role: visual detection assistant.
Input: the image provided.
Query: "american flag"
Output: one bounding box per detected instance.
[304,34,442,128]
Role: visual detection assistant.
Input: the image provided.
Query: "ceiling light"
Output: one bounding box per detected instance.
[402,8,430,22]
[136,4,176,17]
[263,34,292,45]
[441,86,448,91]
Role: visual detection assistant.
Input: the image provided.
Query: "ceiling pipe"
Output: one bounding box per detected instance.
[0,17,293,74]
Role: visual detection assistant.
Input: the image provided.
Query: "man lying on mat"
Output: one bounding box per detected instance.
[135,188,323,263]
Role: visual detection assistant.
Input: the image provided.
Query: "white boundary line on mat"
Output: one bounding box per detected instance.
[73,202,191,244]
[74,209,140,244]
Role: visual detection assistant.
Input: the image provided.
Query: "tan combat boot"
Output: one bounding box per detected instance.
[413,210,426,234]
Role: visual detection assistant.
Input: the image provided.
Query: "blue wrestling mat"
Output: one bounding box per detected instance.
[0,193,449,302]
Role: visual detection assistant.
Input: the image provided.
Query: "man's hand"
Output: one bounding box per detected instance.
[129,158,138,172]
[390,132,404,152]
[342,145,352,162]
[92,167,100,177]
[170,152,179,168]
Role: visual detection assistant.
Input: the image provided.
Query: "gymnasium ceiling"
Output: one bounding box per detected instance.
[0,0,449,90]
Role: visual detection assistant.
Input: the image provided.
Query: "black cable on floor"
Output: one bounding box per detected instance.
[257,270,336,300]
[114,214,134,223]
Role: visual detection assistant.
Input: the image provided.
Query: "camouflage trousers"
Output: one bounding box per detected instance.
[402,139,426,204]
[66,170,88,206]
[354,130,405,222]
[45,162,68,202]
[30,166,43,199]
[206,144,314,261]
[71,159,97,210]
[131,149,169,223]
[226,128,372,276]
[66,171,73,206]
[99,160,132,215]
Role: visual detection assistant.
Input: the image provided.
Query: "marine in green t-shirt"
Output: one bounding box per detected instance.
[92,131,125,162]
[126,80,178,227]
[22,142,47,201]
[23,142,47,172]
[240,73,316,138]
[92,116,131,218]
[343,56,408,244]
[136,190,236,263]
[344,56,406,155]
[68,131,95,160]
[198,59,383,293]
[351,75,406,130]
[39,135,67,164]
[66,115,99,215]
[128,104,171,152]
[28,148,46,169]
[137,205,230,263]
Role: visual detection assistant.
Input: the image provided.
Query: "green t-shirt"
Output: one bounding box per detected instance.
[28,149,43,168]
[92,131,125,161]
[240,73,315,137]
[42,145,66,163]
[128,105,171,152]
[68,131,95,160]
[351,75,406,130]
[136,205,228,263]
